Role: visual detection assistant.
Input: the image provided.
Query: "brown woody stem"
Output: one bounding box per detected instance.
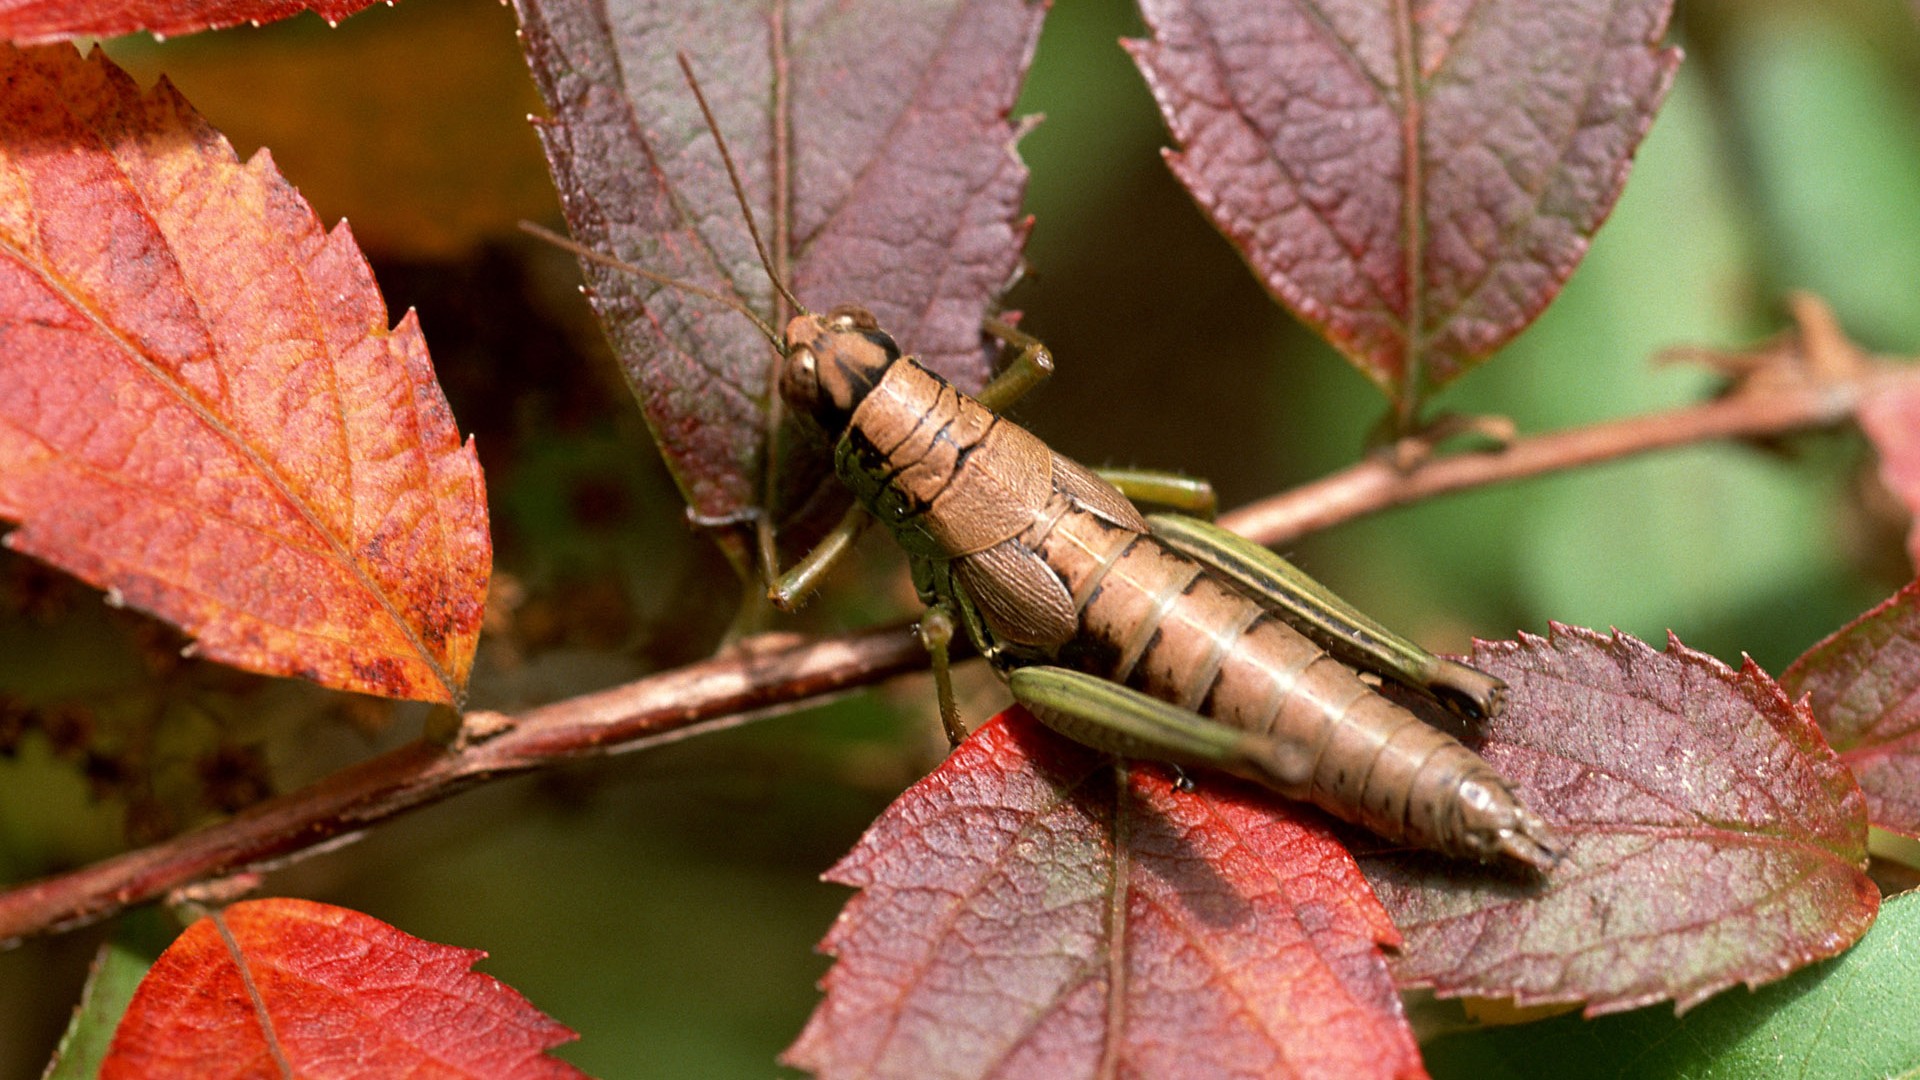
[0,323,1895,948]
[0,622,927,948]
[1220,372,1868,546]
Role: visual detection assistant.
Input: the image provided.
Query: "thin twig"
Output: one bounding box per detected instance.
[1221,369,1870,546]
[0,327,1900,948]
[0,621,927,948]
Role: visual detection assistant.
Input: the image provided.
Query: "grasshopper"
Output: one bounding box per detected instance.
[548,60,1562,872]
[768,306,1558,871]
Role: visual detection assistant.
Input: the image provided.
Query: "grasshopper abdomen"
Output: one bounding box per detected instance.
[1017,484,1556,868]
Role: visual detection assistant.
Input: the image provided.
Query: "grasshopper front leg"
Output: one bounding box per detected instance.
[1146,513,1506,720]
[765,504,874,612]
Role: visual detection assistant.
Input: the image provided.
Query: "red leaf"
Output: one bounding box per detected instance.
[1128,0,1680,406]
[1360,626,1877,1015]
[99,898,584,1079]
[512,0,1042,538]
[0,0,377,44]
[0,46,490,704]
[1858,369,1920,571]
[785,710,1425,1080]
[1782,580,1920,837]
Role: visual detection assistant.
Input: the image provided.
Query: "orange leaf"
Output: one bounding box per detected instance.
[0,45,489,704]
[100,898,585,1079]
[0,0,379,45]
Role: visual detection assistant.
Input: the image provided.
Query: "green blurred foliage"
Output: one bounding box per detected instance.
[4,0,1920,1076]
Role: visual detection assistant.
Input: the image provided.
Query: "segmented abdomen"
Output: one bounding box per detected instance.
[1028,498,1524,860]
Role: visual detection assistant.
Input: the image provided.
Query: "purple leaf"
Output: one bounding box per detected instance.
[513,0,1043,540]
[1361,625,1877,1015]
[1128,0,1680,412]
[1783,580,1920,838]
[787,710,1425,1080]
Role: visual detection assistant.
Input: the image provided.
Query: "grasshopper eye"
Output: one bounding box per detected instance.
[780,346,822,416]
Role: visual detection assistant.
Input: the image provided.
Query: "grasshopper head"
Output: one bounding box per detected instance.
[780,305,902,435]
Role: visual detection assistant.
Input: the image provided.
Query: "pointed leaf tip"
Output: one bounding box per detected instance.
[101,898,585,1079]
[1130,0,1680,407]
[0,46,489,703]
[789,710,1425,1080]
[1362,625,1876,1016]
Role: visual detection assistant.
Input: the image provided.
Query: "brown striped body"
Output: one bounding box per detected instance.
[836,360,1052,561]
[1018,486,1529,860]
[783,307,1550,866]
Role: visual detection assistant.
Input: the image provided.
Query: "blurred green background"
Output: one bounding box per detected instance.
[3,0,1918,1075]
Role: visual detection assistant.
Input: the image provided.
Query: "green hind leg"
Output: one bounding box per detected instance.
[1145,513,1506,720]
[1004,665,1308,793]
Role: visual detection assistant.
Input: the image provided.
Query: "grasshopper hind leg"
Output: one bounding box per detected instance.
[1006,665,1560,874]
[1146,513,1507,721]
[1004,666,1311,794]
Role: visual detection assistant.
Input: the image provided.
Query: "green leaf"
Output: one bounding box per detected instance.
[43,939,150,1080]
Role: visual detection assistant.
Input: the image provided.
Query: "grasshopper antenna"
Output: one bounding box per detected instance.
[675,52,820,598]
[677,52,806,319]
[517,220,783,350]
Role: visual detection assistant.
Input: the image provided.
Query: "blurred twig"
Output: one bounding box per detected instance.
[0,295,1904,948]
[0,622,927,948]
[1223,295,1886,546]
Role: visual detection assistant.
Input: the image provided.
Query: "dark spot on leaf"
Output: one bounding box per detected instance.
[350,656,410,696]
